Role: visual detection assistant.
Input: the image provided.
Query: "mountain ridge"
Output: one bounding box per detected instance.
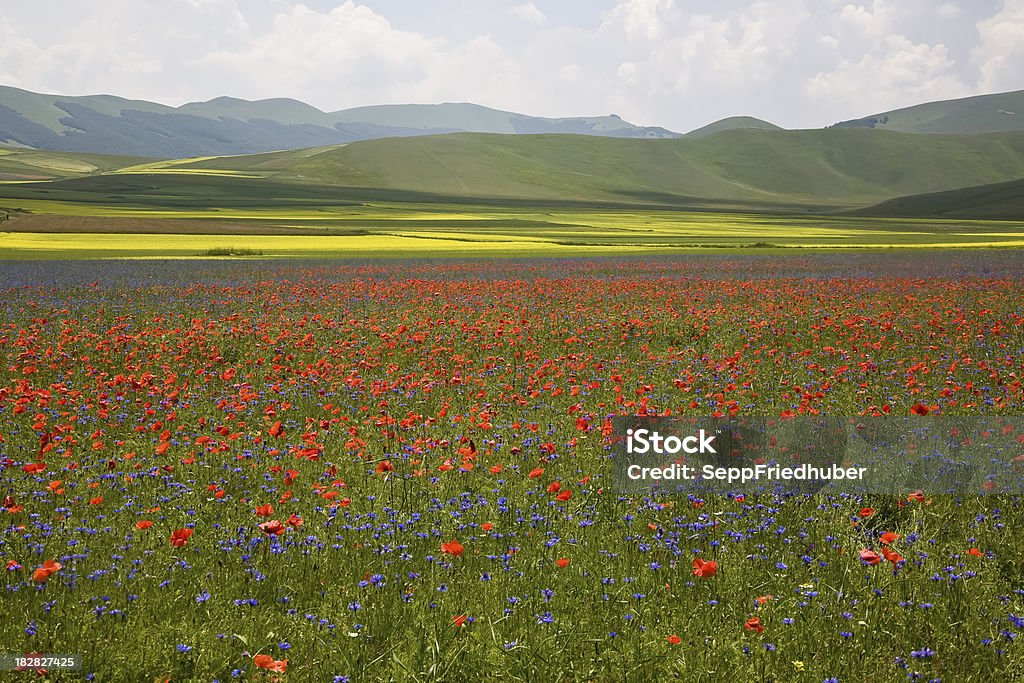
[831,89,1024,134]
[0,85,681,158]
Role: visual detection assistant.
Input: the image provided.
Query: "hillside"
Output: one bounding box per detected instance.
[853,177,1024,220]
[166,128,1024,207]
[0,86,680,158]
[3,128,1024,218]
[684,116,783,138]
[0,146,148,181]
[831,90,1024,134]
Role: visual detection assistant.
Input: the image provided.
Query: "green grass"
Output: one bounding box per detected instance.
[0,147,150,181]
[854,178,1024,220]
[1,131,1023,259]
[162,129,1024,208]
[3,258,1024,680]
[833,89,1024,134]
[684,116,783,138]
[4,209,1024,259]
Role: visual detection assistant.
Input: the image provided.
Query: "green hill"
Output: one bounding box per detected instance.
[831,90,1024,134]
[169,128,1024,208]
[684,116,783,138]
[853,177,1024,220]
[4,128,1024,219]
[0,146,149,181]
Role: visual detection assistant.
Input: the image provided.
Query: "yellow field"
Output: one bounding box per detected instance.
[0,231,637,258]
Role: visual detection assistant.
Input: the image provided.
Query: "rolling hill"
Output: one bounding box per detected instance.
[0,146,148,181]
[162,128,1024,207]
[0,86,680,158]
[3,128,1023,217]
[853,177,1024,220]
[831,90,1024,134]
[684,116,783,138]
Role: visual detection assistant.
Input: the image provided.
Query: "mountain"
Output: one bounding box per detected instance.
[853,177,1024,220]
[0,86,680,158]
[4,128,1019,213]
[684,116,783,138]
[830,90,1024,134]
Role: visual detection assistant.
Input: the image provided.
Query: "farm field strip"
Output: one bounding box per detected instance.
[3,198,1024,257]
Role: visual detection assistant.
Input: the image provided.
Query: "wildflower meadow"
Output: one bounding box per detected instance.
[2,254,1024,681]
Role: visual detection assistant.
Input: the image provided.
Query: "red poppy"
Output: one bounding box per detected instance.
[170,528,193,547]
[859,507,875,518]
[546,481,561,493]
[376,460,395,474]
[880,532,899,545]
[259,520,286,536]
[910,404,930,416]
[907,489,926,503]
[452,614,468,627]
[441,540,464,557]
[744,616,764,633]
[555,490,572,501]
[89,496,103,506]
[667,634,681,644]
[859,549,881,565]
[692,557,718,578]
[135,520,153,530]
[33,559,62,583]
[255,504,274,517]
[881,547,904,564]
[968,547,984,557]
[527,467,544,479]
[286,514,303,528]
[269,420,284,437]
[555,558,570,568]
[480,522,493,532]
[253,654,287,673]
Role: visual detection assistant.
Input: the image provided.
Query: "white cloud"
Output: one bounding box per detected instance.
[973,0,1024,93]
[839,1,893,36]
[807,34,970,115]
[509,3,545,26]
[0,0,1018,132]
[608,0,679,42]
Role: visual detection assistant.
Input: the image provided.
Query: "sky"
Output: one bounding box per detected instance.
[0,0,1021,132]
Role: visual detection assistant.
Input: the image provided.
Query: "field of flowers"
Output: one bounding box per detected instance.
[2,253,1024,681]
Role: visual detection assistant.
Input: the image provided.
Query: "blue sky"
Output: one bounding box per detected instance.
[1,0,1021,132]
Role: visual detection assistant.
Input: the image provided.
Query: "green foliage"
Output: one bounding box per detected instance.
[200,246,265,256]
